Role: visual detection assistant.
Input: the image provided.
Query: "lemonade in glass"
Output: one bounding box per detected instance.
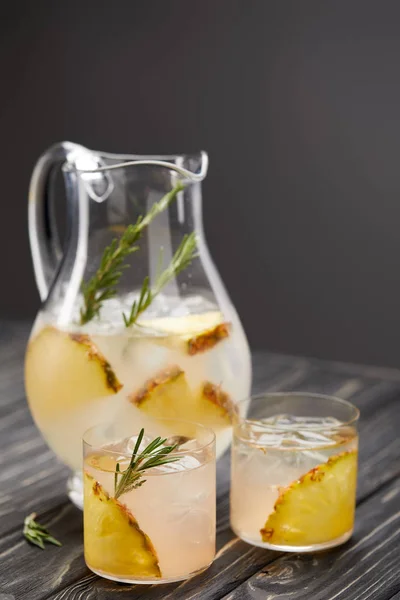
[230,393,359,552]
[83,420,216,583]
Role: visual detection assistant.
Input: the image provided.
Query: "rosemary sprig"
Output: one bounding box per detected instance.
[114,428,179,498]
[80,181,185,325]
[122,232,197,327]
[23,513,62,549]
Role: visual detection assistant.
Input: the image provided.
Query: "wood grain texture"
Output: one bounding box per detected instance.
[223,478,400,600]
[0,321,399,600]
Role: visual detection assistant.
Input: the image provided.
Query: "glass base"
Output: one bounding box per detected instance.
[232,527,353,552]
[87,561,213,585]
[67,471,83,510]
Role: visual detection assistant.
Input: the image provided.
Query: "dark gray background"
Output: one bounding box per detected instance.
[2,0,400,367]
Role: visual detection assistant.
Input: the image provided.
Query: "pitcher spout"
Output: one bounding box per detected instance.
[69,148,209,183]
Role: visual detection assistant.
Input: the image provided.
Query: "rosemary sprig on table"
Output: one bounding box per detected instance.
[122,232,198,327]
[114,428,179,499]
[80,181,185,325]
[23,513,62,549]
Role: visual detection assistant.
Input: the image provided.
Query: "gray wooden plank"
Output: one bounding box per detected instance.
[46,543,279,600]
[1,386,397,600]
[1,327,400,600]
[222,477,400,600]
[43,476,400,600]
[357,399,400,499]
[255,348,400,383]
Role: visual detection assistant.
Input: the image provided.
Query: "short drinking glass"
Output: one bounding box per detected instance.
[83,419,216,583]
[230,392,359,552]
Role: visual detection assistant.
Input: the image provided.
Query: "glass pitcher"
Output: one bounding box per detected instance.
[25,142,251,507]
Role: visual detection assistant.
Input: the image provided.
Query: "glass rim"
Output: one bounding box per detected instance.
[63,149,208,182]
[235,391,360,429]
[82,418,216,459]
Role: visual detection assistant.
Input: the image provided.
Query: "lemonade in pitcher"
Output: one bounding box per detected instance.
[230,393,359,552]
[26,301,248,471]
[25,144,251,505]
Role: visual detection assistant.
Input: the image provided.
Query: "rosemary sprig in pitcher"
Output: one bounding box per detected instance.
[80,181,185,325]
[122,233,197,327]
[114,428,179,498]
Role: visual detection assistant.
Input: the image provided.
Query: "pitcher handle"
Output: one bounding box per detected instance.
[28,141,86,301]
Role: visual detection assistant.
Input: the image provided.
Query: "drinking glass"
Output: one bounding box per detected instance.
[83,418,216,583]
[230,392,359,552]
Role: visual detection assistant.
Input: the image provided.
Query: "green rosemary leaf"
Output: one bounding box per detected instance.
[123,232,198,327]
[23,513,62,549]
[80,182,185,325]
[114,429,179,499]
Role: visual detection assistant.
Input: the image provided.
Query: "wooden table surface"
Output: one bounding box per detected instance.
[0,321,399,600]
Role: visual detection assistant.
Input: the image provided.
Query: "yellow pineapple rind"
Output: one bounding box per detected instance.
[25,326,123,423]
[201,382,236,423]
[84,472,161,578]
[130,366,235,428]
[260,450,357,545]
[130,366,184,406]
[187,323,230,355]
[69,332,122,393]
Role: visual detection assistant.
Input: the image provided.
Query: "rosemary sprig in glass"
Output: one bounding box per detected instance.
[80,181,185,325]
[114,428,179,499]
[123,232,198,327]
[23,513,62,549]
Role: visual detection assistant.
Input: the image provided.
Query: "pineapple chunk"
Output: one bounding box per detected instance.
[187,323,230,355]
[25,326,122,420]
[140,312,230,356]
[130,367,235,431]
[261,451,358,546]
[199,382,236,427]
[130,366,199,439]
[84,473,160,578]
[132,366,195,419]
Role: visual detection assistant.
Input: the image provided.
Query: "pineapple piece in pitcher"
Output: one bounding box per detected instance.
[130,366,235,431]
[25,326,122,420]
[132,366,194,419]
[199,382,237,426]
[140,312,230,356]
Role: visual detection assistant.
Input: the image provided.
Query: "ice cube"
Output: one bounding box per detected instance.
[288,429,339,446]
[124,435,158,454]
[261,414,299,427]
[175,439,200,453]
[103,437,132,454]
[152,454,201,473]
[164,435,194,449]
[261,414,342,429]
[244,414,342,449]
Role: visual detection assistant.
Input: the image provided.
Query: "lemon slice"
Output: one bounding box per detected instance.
[140,312,230,355]
[84,473,161,578]
[261,451,357,546]
[130,367,234,430]
[25,326,122,420]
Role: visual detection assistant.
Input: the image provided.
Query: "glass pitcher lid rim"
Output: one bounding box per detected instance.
[63,146,208,182]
